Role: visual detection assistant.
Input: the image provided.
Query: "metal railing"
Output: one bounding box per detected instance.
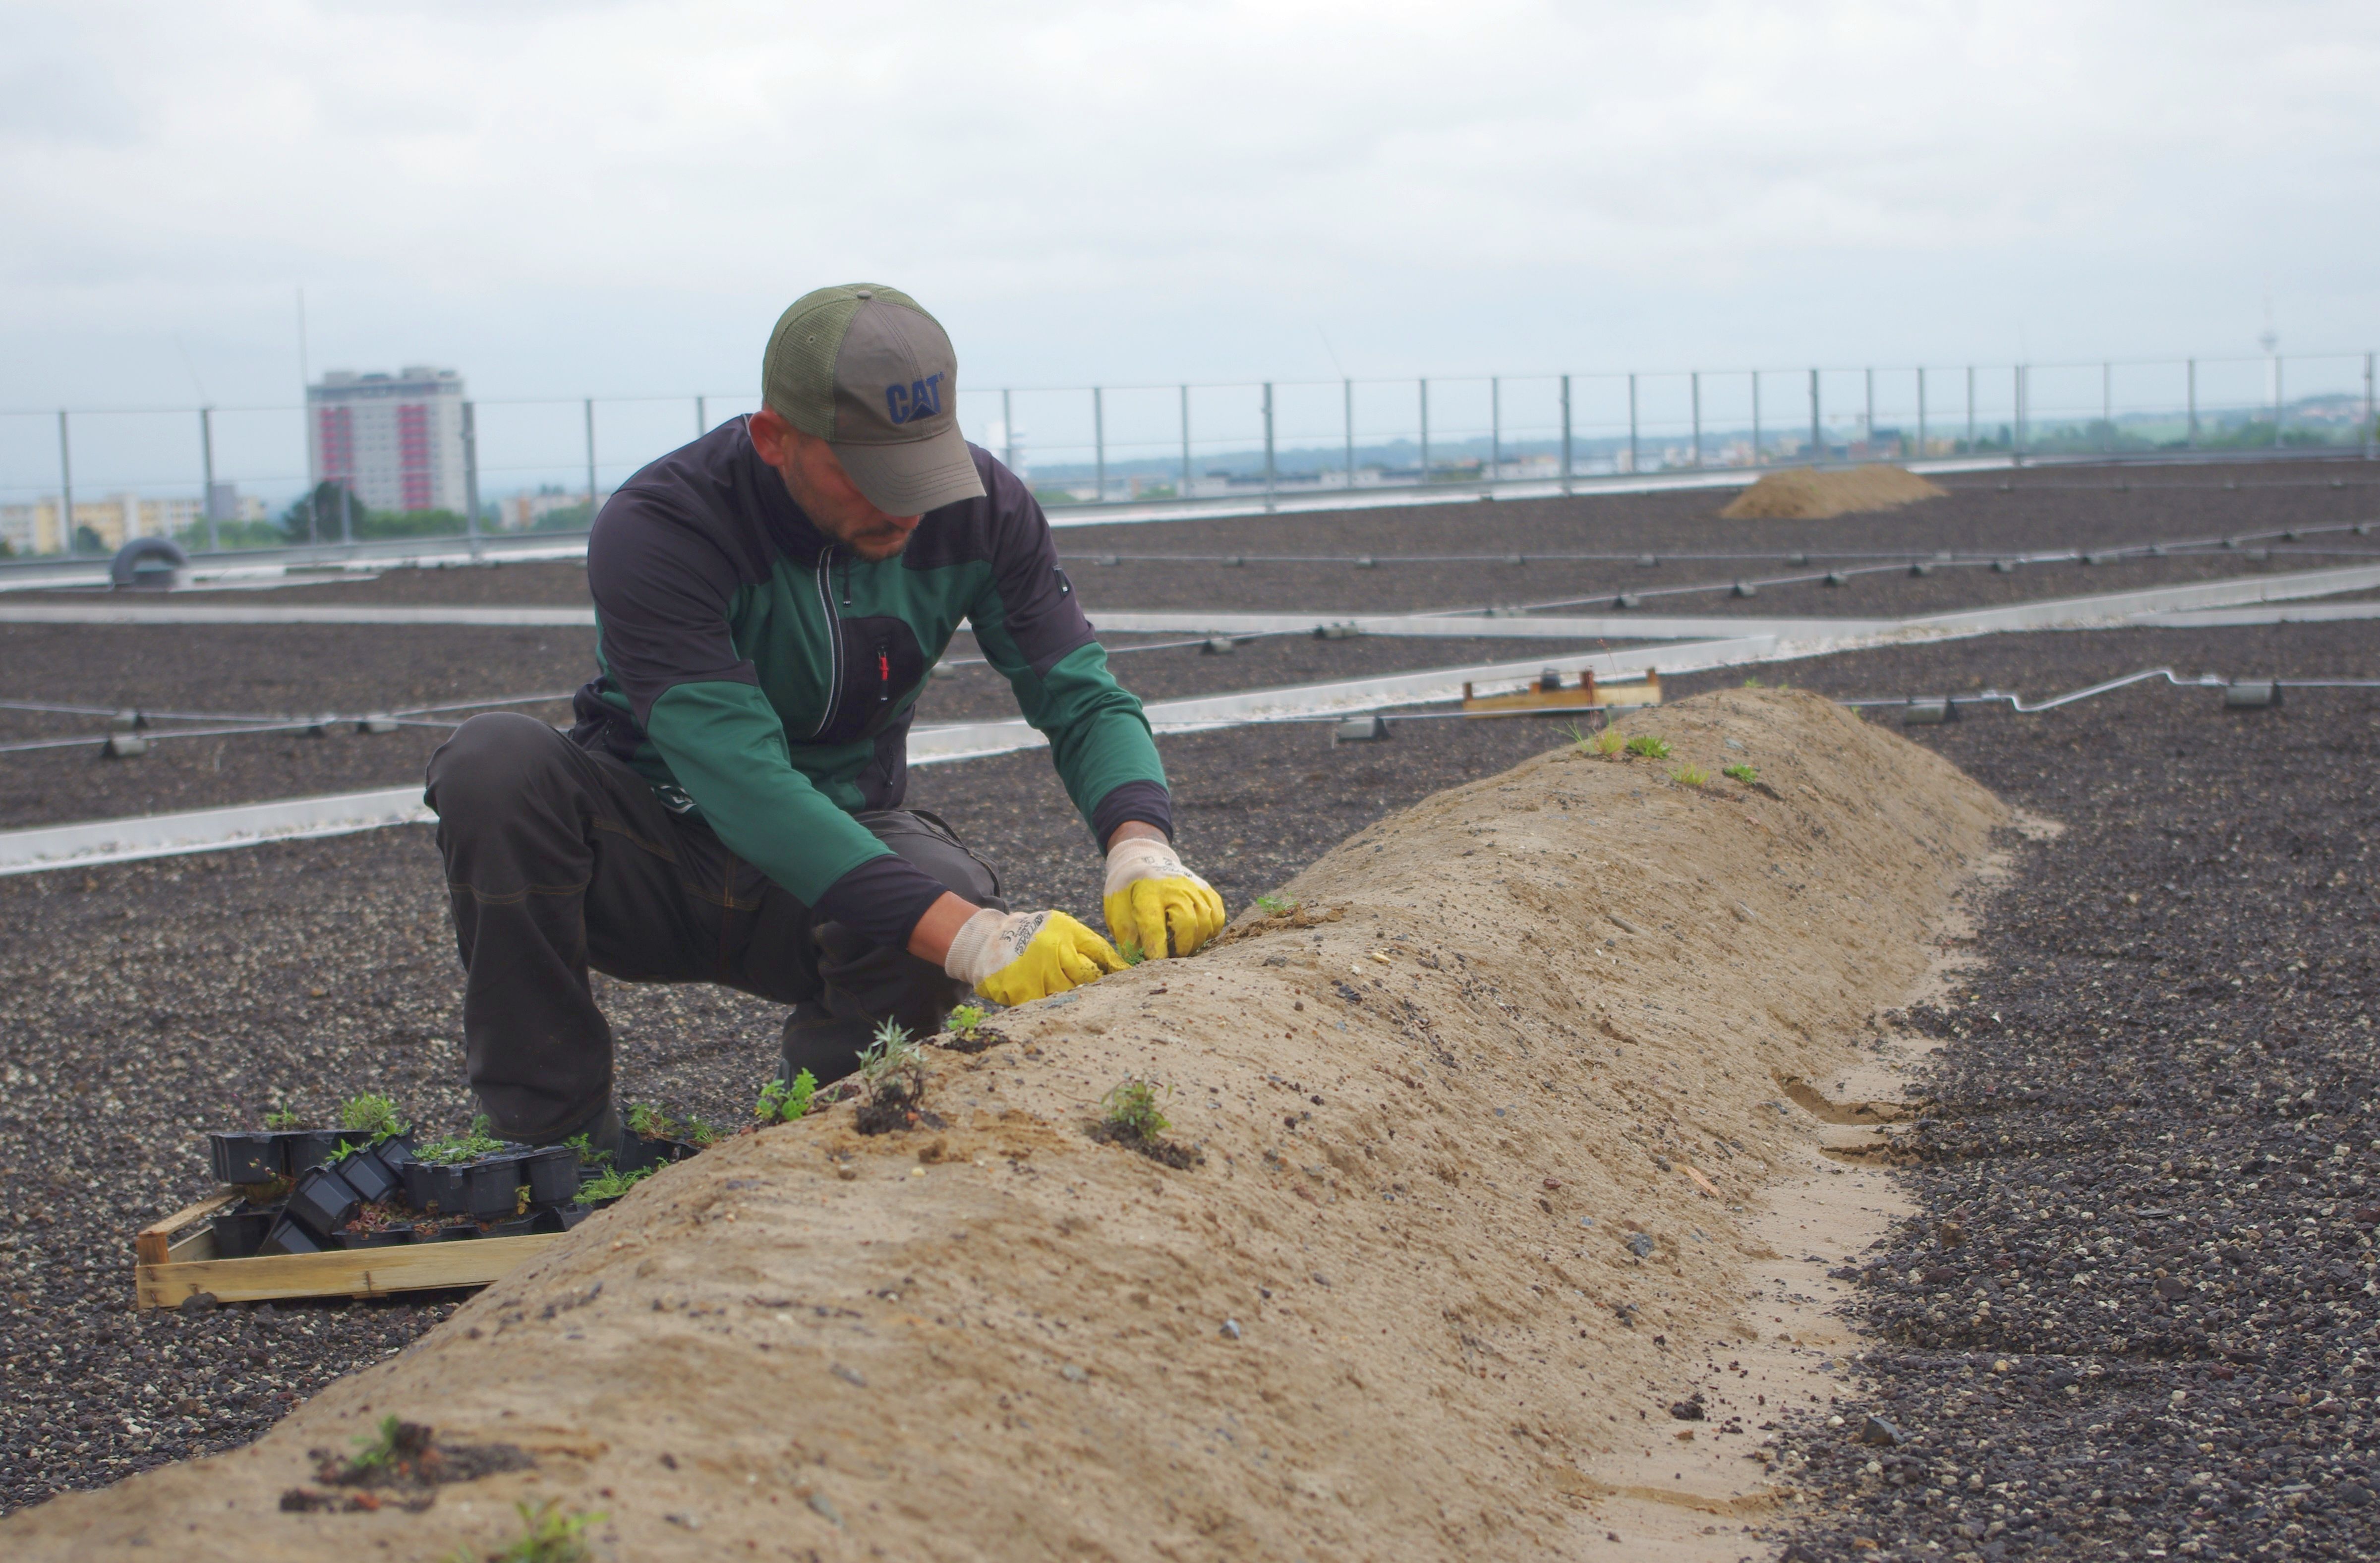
[2,351,2375,563]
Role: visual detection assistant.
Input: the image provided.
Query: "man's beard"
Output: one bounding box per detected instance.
[837,523,913,562]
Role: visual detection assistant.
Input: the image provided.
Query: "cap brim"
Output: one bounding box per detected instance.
[831,424,986,517]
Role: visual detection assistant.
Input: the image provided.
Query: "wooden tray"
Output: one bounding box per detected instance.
[1461,669,1662,715]
[134,1188,566,1310]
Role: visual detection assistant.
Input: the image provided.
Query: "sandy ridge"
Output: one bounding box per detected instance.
[1,686,2004,1561]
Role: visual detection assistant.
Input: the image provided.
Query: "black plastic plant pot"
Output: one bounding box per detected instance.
[283,1130,345,1174]
[261,1211,326,1255]
[480,1215,537,1238]
[417,1221,478,1243]
[522,1145,579,1206]
[208,1133,284,1186]
[620,1136,698,1175]
[285,1165,362,1241]
[338,1147,402,1205]
[533,1203,591,1233]
[210,1206,276,1259]
[463,1154,528,1219]
[400,1158,469,1215]
[336,1227,411,1249]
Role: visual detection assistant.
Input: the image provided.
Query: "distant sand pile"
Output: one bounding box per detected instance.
[1720,463,1949,520]
[6,689,2006,1563]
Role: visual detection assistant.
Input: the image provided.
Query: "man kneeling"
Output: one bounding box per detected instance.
[424,284,1224,1156]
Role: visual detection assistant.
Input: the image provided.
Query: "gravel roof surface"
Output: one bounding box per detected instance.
[1,462,2375,1549]
[1660,626,2380,1563]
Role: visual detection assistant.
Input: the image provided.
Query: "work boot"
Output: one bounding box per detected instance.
[775,1002,881,1093]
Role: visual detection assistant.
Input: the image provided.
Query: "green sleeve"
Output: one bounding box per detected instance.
[977,635,1168,835]
[643,679,894,903]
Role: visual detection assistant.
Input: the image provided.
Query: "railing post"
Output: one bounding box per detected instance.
[583,398,598,516]
[463,400,482,552]
[2187,359,2198,449]
[1626,372,1639,474]
[1690,371,1702,468]
[1180,384,1192,497]
[1559,374,1572,493]
[1342,377,1353,491]
[1262,381,1277,511]
[1490,376,1502,486]
[1417,378,1429,489]
[1863,366,1874,450]
[2273,356,2285,449]
[695,395,706,436]
[199,406,220,552]
[1751,371,1762,467]
[2101,362,2112,453]
[1916,368,1927,460]
[1093,386,1105,505]
[1966,365,1976,452]
[2013,365,2025,467]
[1003,389,1017,471]
[2365,351,2375,460]
[56,409,74,557]
[339,482,354,546]
[1808,368,1820,463]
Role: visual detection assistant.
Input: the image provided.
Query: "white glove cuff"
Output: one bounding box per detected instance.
[944,907,1039,987]
[1103,835,1186,897]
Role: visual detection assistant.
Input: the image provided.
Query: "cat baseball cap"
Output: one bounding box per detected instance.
[761,284,986,515]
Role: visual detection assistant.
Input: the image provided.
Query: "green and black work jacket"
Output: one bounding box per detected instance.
[570,418,1170,946]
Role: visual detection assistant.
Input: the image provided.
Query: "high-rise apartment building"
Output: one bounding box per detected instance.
[307,367,466,515]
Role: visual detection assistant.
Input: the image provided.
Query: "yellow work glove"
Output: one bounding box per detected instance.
[1102,836,1228,960]
[944,908,1127,1007]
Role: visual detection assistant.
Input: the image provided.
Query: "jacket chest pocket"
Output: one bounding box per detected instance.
[815,614,927,746]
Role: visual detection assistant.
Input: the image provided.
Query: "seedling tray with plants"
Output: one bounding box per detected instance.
[135,1097,706,1310]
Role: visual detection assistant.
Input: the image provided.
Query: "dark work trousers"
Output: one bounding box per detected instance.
[423,712,1003,1144]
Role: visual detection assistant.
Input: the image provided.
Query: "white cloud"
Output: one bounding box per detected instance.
[1,0,2376,412]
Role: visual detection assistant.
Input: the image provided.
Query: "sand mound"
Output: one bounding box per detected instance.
[1719,464,1948,520]
[6,689,2004,1562]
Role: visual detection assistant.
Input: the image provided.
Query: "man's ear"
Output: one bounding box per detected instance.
[748,405,796,466]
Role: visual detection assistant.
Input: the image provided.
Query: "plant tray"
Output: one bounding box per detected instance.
[1460,669,1661,715]
[133,1188,566,1310]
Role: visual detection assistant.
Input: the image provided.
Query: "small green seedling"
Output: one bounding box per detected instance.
[1669,763,1710,789]
[755,1068,819,1125]
[415,1116,505,1167]
[1624,734,1672,759]
[625,1102,680,1140]
[562,1132,612,1169]
[857,1019,921,1085]
[1588,726,1627,756]
[1254,894,1297,916]
[1723,762,1758,784]
[446,1499,607,1563]
[947,1002,989,1035]
[338,1093,409,1143]
[683,1115,720,1148]
[346,1413,404,1478]
[1101,1078,1169,1142]
[1742,675,1765,688]
[577,1163,656,1202]
[263,1107,301,1131]
[1116,939,1147,967]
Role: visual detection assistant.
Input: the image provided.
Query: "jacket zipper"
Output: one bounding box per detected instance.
[810,545,844,740]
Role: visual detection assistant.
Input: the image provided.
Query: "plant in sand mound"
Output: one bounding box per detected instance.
[1586,726,1627,757]
[445,1499,607,1563]
[1723,762,1758,785]
[1624,734,1672,760]
[1254,894,1297,916]
[344,1413,406,1478]
[1669,762,1710,789]
[1091,1077,1203,1168]
[1116,938,1148,967]
[1100,1078,1169,1142]
[339,1093,410,1143]
[854,1019,929,1134]
[755,1068,818,1125]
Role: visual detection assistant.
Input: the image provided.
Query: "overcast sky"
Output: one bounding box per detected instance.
[4,0,2378,416]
